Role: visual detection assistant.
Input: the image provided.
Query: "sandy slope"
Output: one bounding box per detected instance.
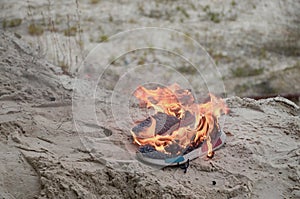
[0,31,299,198]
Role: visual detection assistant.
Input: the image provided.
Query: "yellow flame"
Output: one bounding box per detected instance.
[132,84,228,156]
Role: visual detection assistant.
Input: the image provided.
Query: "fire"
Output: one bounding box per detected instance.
[131,83,228,157]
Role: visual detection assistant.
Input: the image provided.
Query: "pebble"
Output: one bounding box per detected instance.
[292,190,300,198]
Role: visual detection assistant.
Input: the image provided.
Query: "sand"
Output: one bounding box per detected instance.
[0,30,299,199]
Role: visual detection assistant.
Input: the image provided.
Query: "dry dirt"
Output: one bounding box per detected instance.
[0,30,300,199]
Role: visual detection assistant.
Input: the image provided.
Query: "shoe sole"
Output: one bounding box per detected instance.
[136,130,226,166]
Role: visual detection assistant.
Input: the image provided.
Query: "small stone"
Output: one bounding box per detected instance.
[11,132,21,143]
[292,190,300,198]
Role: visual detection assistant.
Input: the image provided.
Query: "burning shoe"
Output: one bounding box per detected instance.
[136,130,226,166]
[132,112,226,166]
[131,84,228,166]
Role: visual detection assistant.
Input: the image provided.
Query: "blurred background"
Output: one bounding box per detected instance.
[1,0,299,104]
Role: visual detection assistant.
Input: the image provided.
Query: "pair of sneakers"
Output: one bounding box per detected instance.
[132,112,226,166]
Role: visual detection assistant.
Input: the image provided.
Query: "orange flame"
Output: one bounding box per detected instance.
[132,83,228,156]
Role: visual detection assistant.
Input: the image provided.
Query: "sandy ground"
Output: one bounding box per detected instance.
[1,0,300,198]
[0,30,300,199]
